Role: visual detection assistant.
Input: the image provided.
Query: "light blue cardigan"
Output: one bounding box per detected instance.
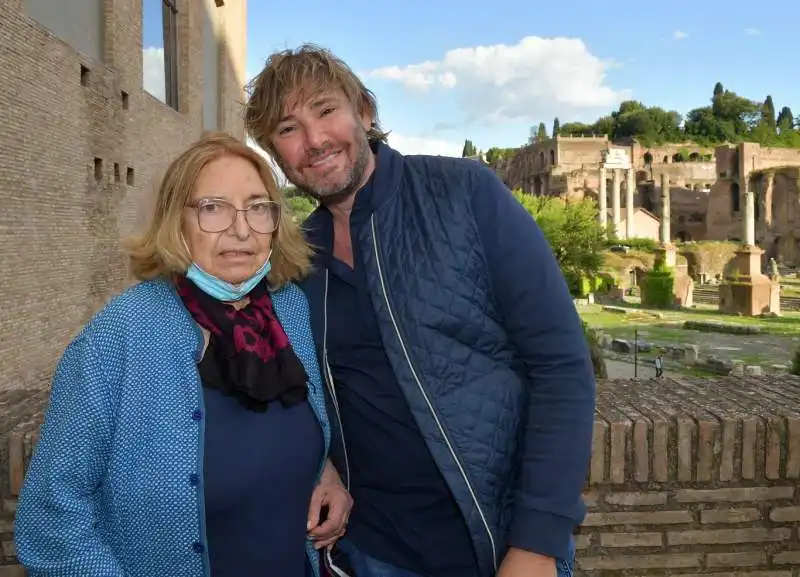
[14,278,331,577]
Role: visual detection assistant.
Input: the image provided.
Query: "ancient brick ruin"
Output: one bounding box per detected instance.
[498,136,800,266]
[3,377,800,575]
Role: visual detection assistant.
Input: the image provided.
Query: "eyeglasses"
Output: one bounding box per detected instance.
[185,198,281,234]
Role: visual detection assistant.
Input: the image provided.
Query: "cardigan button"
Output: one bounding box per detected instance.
[191,409,203,421]
[189,473,199,486]
[193,541,204,554]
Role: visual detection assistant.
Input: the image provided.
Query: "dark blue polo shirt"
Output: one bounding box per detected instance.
[325,177,478,576]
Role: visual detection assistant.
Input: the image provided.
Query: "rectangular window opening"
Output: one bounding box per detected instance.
[162,0,179,110]
[94,157,103,181]
[114,163,121,182]
[142,1,180,110]
[126,167,135,186]
[121,91,129,110]
[80,65,90,86]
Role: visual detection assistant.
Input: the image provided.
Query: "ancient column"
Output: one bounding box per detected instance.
[611,169,621,236]
[659,173,670,244]
[762,172,774,226]
[598,166,607,228]
[625,168,635,239]
[743,189,756,247]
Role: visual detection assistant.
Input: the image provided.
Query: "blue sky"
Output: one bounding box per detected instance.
[150,0,795,158]
[244,0,795,157]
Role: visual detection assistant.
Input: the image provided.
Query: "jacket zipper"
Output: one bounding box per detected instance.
[369,215,498,571]
[323,269,351,489]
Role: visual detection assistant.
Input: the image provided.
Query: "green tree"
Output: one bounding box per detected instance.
[536,122,548,142]
[761,95,777,131]
[511,191,605,280]
[534,81,800,149]
[285,195,318,222]
[552,117,561,137]
[461,139,477,157]
[777,106,794,132]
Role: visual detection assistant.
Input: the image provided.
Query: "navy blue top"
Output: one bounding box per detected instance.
[325,175,477,576]
[200,348,324,577]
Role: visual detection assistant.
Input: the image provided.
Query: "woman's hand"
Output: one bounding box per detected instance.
[307,460,353,549]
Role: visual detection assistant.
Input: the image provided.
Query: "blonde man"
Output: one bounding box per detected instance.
[246,45,595,577]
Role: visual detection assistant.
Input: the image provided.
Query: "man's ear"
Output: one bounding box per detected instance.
[359,108,373,132]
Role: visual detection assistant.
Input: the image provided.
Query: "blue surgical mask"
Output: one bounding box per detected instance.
[185,256,272,302]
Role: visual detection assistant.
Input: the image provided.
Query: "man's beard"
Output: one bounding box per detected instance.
[280,128,372,206]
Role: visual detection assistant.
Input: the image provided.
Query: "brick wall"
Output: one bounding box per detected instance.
[579,375,800,576]
[0,0,246,396]
[3,377,799,574]
[0,2,245,572]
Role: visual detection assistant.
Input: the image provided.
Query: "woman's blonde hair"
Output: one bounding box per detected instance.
[244,43,389,155]
[124,131,313,288]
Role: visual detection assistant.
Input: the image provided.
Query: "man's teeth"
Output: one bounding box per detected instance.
[312,152,338,166]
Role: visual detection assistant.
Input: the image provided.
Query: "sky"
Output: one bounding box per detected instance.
[143,0,795,158]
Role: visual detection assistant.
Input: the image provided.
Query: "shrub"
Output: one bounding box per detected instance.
[612,237,658,252]
[641,264,675,308]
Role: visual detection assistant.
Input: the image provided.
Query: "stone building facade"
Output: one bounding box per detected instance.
[705,142,800,265]
[0,0,247,396]
[498,136,717,241]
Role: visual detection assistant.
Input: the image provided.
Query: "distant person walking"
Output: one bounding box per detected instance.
[655,354,664,378]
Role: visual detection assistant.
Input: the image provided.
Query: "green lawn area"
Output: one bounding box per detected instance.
[782,276,800,297]
[579,303,800,336]
[579,302,800,371]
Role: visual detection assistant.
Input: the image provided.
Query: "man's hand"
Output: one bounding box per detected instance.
[307,460,353,550]
[497,548,557,577]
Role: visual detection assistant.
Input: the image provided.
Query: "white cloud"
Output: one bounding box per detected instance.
[387,133,462,157]
[142,46,166,102]
[744,27,760,35]
[362,36,628,126]
[673,30,687,40]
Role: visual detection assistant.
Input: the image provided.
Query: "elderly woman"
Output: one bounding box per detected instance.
[14,133,351,577]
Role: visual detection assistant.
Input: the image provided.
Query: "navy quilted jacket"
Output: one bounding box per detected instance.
[301,143,596,576]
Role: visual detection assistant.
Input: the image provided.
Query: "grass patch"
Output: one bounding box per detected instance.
[580,304,800,336]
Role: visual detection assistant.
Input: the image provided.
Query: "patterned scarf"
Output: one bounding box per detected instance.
[176,275,309,412]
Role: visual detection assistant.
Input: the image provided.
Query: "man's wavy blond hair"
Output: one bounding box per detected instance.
[124,132,312,288]
[244,43,388,154]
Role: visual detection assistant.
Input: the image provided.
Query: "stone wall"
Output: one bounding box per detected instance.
[705,143,800,264]
[3,376,800,574]
[580,375,800,576]
[0,0,247,395]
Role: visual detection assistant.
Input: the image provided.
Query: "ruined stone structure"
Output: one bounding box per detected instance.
[4,376,800,573]
[597,149,636,238]
[0,0,247,399]
[706,142,800,265]
[642,174,694,306]
[718,190,781,316]
[497,136,717,241]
